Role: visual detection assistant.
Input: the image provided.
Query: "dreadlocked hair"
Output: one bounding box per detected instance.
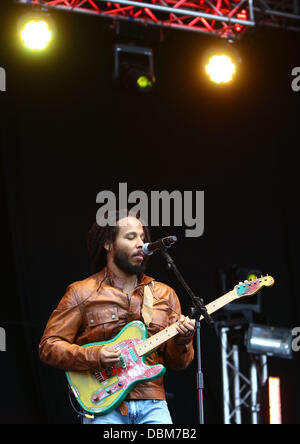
[87,209,151,274]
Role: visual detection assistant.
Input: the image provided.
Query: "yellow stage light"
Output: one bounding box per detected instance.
[205,54,236,84]
[20,19,52,50]
[247,273,258,281]
[136,75,153,90]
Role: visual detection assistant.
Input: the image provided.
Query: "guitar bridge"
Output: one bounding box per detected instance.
[93,371,105,382]
[91,380,123,404]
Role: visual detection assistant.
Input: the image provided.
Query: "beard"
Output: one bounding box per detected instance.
[113,248,147,276]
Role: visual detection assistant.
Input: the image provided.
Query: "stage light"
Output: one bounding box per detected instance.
[268,377,282,424]
[247,272,258,281]
[246,324,293,359]
[121,65,155,93]
[205,54,236,84]
[20,19,52,50]
[137,75,153,90]
[114,44,155,93]
[17,11,55,51]
[202,41,241,85]
[218,265,263,313]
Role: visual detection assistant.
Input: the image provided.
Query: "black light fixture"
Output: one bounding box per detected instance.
[245,324,293,359]
[218,264,264,313]
[113,43,155,93]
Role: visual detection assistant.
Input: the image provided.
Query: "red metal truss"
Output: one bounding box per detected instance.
[17,0,300,37]
[17,0,255,38]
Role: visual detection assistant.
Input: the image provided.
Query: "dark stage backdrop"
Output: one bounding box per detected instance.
[1,0,300,424]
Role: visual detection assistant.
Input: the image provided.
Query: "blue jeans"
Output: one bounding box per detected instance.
[82,400,173,424]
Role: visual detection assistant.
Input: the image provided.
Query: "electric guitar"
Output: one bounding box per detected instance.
[66,275,274,415]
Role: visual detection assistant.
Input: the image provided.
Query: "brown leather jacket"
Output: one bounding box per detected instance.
[39,268,194,400]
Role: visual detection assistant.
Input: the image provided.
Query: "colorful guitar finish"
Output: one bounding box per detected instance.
[66,275,274,415]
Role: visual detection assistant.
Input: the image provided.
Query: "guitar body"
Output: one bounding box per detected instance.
[66,321,166,415]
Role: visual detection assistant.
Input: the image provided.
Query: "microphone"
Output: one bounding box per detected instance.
[142,236,177,256]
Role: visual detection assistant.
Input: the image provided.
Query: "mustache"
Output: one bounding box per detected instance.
[133,249,144,257]
[114,249,147,275]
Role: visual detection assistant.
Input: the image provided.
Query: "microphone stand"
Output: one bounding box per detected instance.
[160,247,214,425]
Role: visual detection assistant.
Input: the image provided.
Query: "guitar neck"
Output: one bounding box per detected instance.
[135,322,179,357]
[135,290,236,357]
[200,290,236,320]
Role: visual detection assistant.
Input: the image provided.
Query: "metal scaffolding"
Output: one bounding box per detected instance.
[220,326,268,424]
[16,0,300,38]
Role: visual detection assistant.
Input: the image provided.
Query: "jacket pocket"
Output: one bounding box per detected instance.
[149,308,169,333]
[86,305,120,341]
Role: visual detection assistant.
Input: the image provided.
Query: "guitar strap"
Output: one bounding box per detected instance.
[141,284,154,327]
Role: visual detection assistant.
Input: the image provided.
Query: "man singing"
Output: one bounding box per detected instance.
[39,211,195,424]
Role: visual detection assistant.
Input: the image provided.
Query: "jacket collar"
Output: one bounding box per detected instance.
[98,267,155,292]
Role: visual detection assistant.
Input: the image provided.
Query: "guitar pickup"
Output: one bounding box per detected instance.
[128,347,138,362]
[119,355,126,368]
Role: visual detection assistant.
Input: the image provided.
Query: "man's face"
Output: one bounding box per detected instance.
[111,217,147,275]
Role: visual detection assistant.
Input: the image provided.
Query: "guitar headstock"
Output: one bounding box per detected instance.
[233,275,275,299]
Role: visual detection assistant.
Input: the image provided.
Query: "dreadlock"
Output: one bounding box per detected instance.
[87,209,151,274]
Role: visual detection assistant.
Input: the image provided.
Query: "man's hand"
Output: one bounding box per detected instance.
[99,346,122,368]
[175,316,196,345]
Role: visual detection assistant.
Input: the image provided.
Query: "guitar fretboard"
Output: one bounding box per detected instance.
[135,323,179,357]
[200,290,236,320]
[135,290,236,357]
